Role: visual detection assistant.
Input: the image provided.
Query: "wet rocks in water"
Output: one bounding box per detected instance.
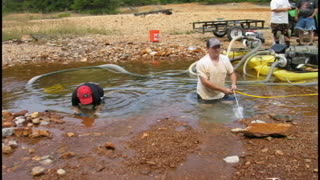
[50,118,65,124]
[231,123,293,137]
[31,166,46,176]
[29,129,51,138]
[268,114,294,122]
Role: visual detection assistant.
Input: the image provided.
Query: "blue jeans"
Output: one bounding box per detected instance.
[295,17,316,31]
[197,94,235,104]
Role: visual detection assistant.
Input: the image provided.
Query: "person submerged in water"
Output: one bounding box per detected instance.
[71,82,104,116]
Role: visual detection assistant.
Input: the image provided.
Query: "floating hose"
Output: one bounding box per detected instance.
[235,90,318,98]
[226,36,244,57]
[25,64,150,91]
[188,61,198,77]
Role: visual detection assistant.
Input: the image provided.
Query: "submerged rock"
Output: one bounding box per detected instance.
[268,114,293,122]
[29,130,51,138]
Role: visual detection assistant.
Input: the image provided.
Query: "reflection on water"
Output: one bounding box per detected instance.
[2,62,318,127]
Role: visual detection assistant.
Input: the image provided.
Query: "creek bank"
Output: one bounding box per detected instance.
[2,35,206,68]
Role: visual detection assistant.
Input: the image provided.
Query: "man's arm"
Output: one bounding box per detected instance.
[230,72,237,91]
[309,8,318,18]
[72,106,81,114]
[93,104,104,116]
[199,76,233,95]
[271,7,291,12]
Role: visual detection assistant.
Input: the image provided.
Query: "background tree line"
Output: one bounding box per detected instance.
[3,0,270,14]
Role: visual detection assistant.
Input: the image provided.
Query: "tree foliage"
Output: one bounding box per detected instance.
[71,0,120,14]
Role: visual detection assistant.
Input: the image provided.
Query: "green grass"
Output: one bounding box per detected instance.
[2,20,121,41]
[169,30,196,35]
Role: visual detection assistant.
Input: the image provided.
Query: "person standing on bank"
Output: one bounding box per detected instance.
[270,0,293,46]
[196,38,237,103]
[294,0,318,45]
[71,82,104,115]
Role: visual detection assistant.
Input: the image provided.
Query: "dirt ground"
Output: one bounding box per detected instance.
[2,2,318,180]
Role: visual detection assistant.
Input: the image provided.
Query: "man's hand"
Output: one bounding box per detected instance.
[231,84,237,92]
[223,88,233,95]
[72,106,81,114]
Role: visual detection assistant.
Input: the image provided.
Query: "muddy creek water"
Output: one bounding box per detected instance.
[3,61,254,125]
[2,60,318,179]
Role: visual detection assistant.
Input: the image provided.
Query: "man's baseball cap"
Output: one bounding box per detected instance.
[207,38,221,48]
[77,85,93,104]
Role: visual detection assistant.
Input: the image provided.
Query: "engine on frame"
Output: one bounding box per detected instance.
[271,44,318,72]
[242,31,265,48]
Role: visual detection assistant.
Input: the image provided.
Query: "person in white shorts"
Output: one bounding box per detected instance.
[196,38,238,104]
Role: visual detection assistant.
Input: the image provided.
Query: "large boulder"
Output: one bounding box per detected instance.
[231,123,293,137]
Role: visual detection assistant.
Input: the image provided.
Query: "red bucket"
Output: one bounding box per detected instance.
[149,30,160,42]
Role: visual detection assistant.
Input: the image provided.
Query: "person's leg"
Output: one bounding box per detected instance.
[309,30,314,45]
[298,30,305,45]
[305,17,316,45]
[294,18,306,45]
[283,24,291,46]
[271,23,279,44]
[197,94,220,104]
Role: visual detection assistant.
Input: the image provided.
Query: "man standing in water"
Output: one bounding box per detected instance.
[71,82,104,116]
[196,38,237,103]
